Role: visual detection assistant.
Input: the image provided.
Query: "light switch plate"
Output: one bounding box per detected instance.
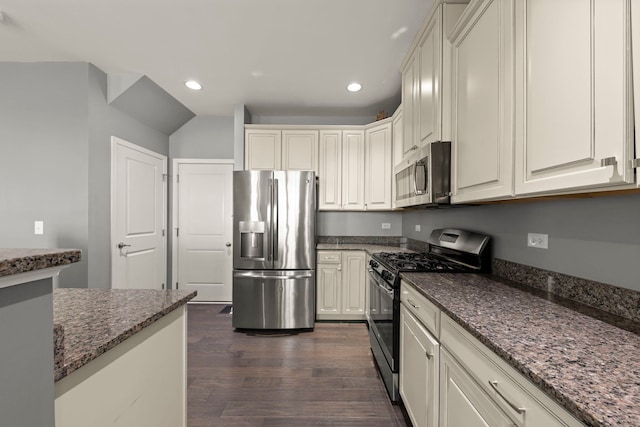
[415,225,421,232]
[34,221,44,235]
[381,223,391,229]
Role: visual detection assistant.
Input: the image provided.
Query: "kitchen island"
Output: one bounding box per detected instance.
[401,271,640,427]
[53,288,196,427]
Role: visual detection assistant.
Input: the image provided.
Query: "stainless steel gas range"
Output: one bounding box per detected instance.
[367,228,491,402]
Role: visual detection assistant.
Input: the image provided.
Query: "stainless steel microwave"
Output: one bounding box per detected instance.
[394,141,451,208]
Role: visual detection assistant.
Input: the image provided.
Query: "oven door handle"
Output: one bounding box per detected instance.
[369,271,394,297]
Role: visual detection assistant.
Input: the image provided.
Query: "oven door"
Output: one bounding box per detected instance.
[368,269,395,368]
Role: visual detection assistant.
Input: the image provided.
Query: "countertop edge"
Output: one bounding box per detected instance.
[0,249,81,278]
[54,290,196,382]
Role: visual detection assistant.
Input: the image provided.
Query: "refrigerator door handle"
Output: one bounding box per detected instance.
[233,271,313,280]
[272,178,279,262]
[266,178,273,262]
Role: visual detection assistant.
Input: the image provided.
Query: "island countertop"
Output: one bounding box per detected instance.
[401,272,640,427]
[53,288,196,381]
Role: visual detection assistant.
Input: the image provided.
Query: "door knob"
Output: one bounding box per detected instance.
[117,242,131,249]
[226,242,232,247]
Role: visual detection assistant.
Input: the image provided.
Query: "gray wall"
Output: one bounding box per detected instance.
[1,62,171,288]
[88,64,170,288]
[402,193,640,291]
[250,115,376,126]
[0,63,89,287]
[0,279,55,427]
[318,211,403,236]
[169,115,234,159]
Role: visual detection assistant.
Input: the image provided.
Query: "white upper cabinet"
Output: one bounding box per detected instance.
[402,3,467,163]
[514,0,635,195]
[365,122,393,210]
[318,129,365,211]
[633,0,640,184]
[418,10,441,146]
[342,130,366,210]
[402,54,420,157]
[450,0,516,203]
[245,129,282,170]
[245,128,319,173]
[282,130,319,174]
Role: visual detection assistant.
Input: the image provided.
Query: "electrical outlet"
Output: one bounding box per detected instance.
[415,225,421,232]
[527,233,548,249]
[34,220,44,235]
[381,223,391,229]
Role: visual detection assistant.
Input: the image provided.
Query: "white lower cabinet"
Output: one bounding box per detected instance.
[440,348,515,427]
[400,305,439,427]
[316,251,366,320]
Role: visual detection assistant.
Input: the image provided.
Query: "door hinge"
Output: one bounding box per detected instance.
[162,229,165,237]
[176,174,180,183]
[176,228,179,237]
[162,173,168,182]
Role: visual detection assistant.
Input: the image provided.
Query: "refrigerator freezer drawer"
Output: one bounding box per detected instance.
[232,270,315,330]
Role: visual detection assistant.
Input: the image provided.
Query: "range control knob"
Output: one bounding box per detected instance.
[382,271,393,281]
[369,260,378,268]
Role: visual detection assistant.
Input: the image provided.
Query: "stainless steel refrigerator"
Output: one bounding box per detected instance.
[232,170,316,329]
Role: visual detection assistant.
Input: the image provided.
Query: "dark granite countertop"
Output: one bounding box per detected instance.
[316,243,415,254]
[53,288,196,381]
[0,248,81,278]
[401,272,640,427]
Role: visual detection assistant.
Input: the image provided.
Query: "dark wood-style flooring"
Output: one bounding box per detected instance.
[187,304,409,427]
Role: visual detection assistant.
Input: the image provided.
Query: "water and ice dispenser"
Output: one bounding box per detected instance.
[239,221,265,259]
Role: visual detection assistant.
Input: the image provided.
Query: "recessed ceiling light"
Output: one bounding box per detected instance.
[347,82,362,93]
[185,80,202,91]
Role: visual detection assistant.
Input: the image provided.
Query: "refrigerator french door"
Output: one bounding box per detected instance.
[232,170,316,329]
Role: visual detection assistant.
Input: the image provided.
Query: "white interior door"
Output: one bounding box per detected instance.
[175,161,233,302]
[111,137,167,289]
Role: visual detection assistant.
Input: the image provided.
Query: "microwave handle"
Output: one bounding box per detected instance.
[414,161,427,195]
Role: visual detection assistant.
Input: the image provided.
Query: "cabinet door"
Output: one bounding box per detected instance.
[342,130,365,210]
[245,130,282,170]
[402,54,419,156]
[633,1,640,184]
[400,307,439,427]
[514,0,634,195]
[282,130,319,173]
[341,251,366,319]
[419,8,442,146]
[365,123,392,210]
[316,263,341,318]
[440,348,515,427]
[392,107,404,169]
[318,130,343,210]
[451,0,515,203]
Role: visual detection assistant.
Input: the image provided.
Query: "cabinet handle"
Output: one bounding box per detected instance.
[425,351,434,359]
[488,380,526,414]
[600,157,617,167]
[630,158,640,169]
[407,299,420,309]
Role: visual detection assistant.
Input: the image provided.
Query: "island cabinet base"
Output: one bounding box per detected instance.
[54,306,187,427]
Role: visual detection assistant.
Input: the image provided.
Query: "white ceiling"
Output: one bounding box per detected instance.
[0,0,433,118]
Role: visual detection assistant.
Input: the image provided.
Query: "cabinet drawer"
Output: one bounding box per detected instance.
[440,314,583,427]
[317,251,342,264]
[401,281,440,339]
